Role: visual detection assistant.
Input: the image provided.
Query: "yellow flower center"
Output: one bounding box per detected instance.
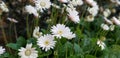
[44,40,50,46]
[40,2,46,7]
[36,32,41,37]
[58,30,63,35]
[89,15,93,18]
[25,49,31,56]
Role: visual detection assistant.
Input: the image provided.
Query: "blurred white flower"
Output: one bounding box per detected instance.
[70,0,83,6]
[0,1,9,15]
[35,0,51,12]
[25,5,39,17]
[7,17,18,23]
[97,39,106,50]
[18,43,38,58]
[51,24,75,39]
[101,23,109,30]
[104,17,113,24]
[66,7,80,23]
[51,3,60,9]
[110,0,120,5]
[58,0,70,3]
[110,0,116,3]
[67,4,75,9]
[51,24,70,38]
[111,17,120,26]
[37,34,56,51]
[88,6,99,16]
[103,9,111,17]
[109,25,115,31]
[116,0,120,5]
[85,15,95,22]
[118,15,120,20]
[0,46,5,55]
[64,32,76,40]
[85,0,97,7]
[33,26,42,39]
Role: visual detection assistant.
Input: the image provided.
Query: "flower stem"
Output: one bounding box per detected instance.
[0,16,12,54]
[66,46,68,58]
[26,15,30,38]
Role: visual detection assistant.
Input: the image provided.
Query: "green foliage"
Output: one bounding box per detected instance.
[74,43,83,54]
[85,54,96,58]
[100,45,120,58]
[6,37,26,50]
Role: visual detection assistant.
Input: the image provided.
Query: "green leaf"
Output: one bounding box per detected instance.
[57,41,73,58]
[65,41,73,49]
[3,53,10,57]
[76,26,83,39]
[101,45,120,58]
[6,43,20,50]
[74,43,83,54]
[6,37,26,50]
[39,50,52,57]
[0,55,4,58]
[16,36,26,46]
[3,52,17,58]
[85,54,96,58]
[27,38,37,44]
[41,29,48,34]
[68,54,84,58]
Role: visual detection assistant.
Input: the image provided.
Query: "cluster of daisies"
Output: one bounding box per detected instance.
[0,24,76,58]
[0,0,120,58]
[24,0,83,23]
[18,24,76,58]
[24,0,98,23]
[1,0,120,29]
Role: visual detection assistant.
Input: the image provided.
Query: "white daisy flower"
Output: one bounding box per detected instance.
[103,9,111,17]
[0,1,9,12]
[111,17,120,26]
[51,24,75,39]
[101,23,109,30]
[37,34,56,51]
[0,46,5,55]
[64,32,76,40]
[51,24,70,38]
[18,43,38,58]
[33,26,42,39]
[109,25,115,31]
[25,5,39,17]
[85,15,95,22]
[66,7,80,23]
[88,6,99,16]
[70,0,83,6]
[35,0,51,12]
[97,39,106,50]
